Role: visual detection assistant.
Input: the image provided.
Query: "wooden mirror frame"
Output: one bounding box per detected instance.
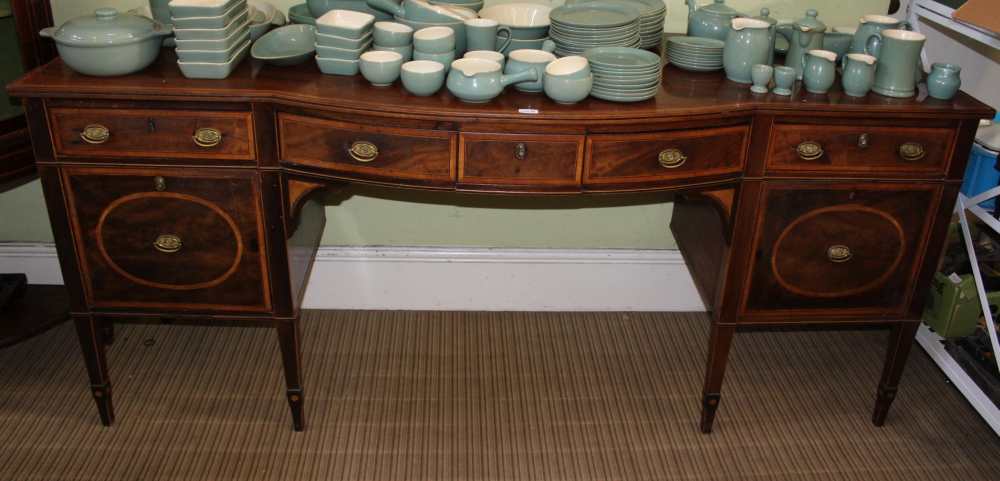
[0,0,55,188]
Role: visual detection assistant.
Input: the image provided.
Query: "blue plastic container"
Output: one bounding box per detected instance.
[961,143,1000,211]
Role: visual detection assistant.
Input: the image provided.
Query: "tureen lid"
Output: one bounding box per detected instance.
[698,0,741,17]
[794,9,826,32]
[43,8,168,47]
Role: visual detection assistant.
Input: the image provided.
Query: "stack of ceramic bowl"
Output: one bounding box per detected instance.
[584,46,661,102]
[478,3,552,55]
[307,0,392,20]
[665,36,724,72]
[565,0,664,49]
[373,21,414,61]
[171,0,252,79]
[548,2,641,58]
[314,9,376,75]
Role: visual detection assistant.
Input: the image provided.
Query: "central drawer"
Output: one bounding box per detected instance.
[278,113,455,186]
[458,132,585,190]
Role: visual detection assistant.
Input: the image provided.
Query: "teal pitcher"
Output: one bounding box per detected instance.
[866,29,925,98]
[777,9,826,80]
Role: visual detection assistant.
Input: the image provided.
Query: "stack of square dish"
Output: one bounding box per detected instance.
[171,0,252,79]
[315,9,375,75]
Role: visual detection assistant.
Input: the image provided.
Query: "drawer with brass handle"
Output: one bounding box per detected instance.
[584,125,749,189]
[61,166,270,312]
[458,132,585,189]
[278,113,455,186]
[742,182,939,319]
[766,122,954,177]
[49,108,255,163]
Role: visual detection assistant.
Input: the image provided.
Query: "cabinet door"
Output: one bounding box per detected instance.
[743,183,939,319]
[62,166,271,312]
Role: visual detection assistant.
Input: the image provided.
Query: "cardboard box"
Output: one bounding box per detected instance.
[953,0,1000,35]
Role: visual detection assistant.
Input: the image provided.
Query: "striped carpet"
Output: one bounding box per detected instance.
[0,311,997,481]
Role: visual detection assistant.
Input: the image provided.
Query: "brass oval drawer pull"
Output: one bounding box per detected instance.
[514,142,527,161]
[81,124,110,145]
[193,128,223,148]
[658,148,687,168]
[827,245,852,263]
[153,234,183,254]
[898,142,926,162]
[348,140,379,162]
[796,140,824,161]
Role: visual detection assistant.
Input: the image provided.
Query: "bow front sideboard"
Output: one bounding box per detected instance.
[7,53,993,433]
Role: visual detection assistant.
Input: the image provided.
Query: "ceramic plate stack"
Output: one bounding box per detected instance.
[314,9,375,75]
[171,0,252,79]
[549,2,641,58]
[584,46,662,102]
[565,0,664,50]
[665,35,723,72]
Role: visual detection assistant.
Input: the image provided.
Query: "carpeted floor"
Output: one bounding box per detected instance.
[0,310,997,481]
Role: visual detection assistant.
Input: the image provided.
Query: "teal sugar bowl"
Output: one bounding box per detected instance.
[926,63,961,100]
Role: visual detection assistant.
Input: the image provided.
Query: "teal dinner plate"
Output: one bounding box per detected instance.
[590,89,657,102]
[667,36,725,49]
[550,3,640,29]
[564,0,659,17]
[669,62,722,72]
[584,46,660,68]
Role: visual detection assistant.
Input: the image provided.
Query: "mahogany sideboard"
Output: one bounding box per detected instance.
[7,52,994,433]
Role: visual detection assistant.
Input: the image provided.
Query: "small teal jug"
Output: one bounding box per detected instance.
[841,53,876,97]
[926,63,961,100]
[802,49,837,94]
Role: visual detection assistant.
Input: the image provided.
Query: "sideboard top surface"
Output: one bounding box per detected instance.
[7,53,994,123]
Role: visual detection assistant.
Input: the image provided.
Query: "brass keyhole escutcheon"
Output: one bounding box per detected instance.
[348,141,379,162]
[658,148,687,168]
[193,128,222,148]
[857,133,870,149]
[796,140,824,161]
[898,142,926,162]
[514,143,527,161]
[153,234,183,254]
[153,176,167,192]
[827,245,852,263]
[81,124,110,144]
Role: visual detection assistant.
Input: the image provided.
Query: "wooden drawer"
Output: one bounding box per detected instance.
[584,125,749,188]
[458,133,584,189]
[278,113,455,186]
[742,183,939,319]
[766,122,954,176]
[62,166,270,312]
[49,108,255,162]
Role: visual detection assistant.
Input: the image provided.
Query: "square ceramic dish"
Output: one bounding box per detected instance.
[175,27,249,51]
[315,40,373,60]
[176,37,251,63]
[172,2,247,29]
[177,40,251,79]
[169,0,245,19]
[316,9,375,38]
[316,56,360,75]
[315,30,372,50]
[173,11,249,40]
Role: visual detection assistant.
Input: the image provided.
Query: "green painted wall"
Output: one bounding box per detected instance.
[1,0,887,249]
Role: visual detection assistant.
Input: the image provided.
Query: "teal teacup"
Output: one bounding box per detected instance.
[841,53,876,97]
[401,59,446,96]
[413,26,455,54]
[802,49,836,94]
[504,48,556,93]
[373,21,414,47]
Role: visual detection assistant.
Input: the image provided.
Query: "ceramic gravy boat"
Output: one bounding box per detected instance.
[446,58,537,102]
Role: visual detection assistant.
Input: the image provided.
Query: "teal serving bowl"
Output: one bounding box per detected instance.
[251,24,317,66]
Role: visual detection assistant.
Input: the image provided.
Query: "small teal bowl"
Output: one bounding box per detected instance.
[252,24,317,66]
[373,44,413,61]
[413,26,455,54]
[401,60,446,96]
[374,21,414,47]
[413,49,455,69]
[360,50,404,86]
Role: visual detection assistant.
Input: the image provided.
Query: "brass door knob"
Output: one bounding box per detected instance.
[658,148,687,168]
[153,176,167,192]
[857,133,870,149]
[193,128,222,148]
[796,140,824,161]
[827,245,852,263]
[153,234,183,254]
[81,124,110,144]
[898,142,926,161]
[514,142,527,161]
[348,140,379,162]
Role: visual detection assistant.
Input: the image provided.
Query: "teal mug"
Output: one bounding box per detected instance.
[465,18,511,53]
[841,53,876,97]
[802,49,836,94]
[865,29,925,98]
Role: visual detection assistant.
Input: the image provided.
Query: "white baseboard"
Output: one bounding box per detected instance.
[0,243,703,311]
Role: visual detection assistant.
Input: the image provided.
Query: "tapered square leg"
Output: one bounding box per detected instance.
[276,320,305,431]
[73,315,114,426]
[700,323,736,433]
[872,322,919,426]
